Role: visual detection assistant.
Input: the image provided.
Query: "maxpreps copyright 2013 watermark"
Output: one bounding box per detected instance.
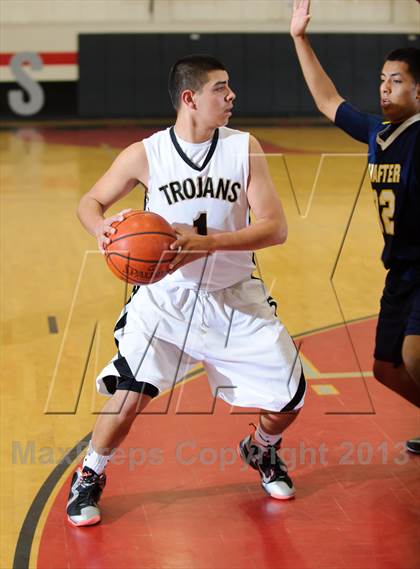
[11,439,410,471]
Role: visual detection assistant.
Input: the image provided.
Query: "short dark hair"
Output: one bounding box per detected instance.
[168,54,226,110]
[385,47,420,83]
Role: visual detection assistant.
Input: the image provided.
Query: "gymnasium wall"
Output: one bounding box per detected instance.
[1,0,419,119]
[78,32,419,118]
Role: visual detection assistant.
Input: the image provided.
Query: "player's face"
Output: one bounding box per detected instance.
[194,70,236,127]
[380,60,420,122]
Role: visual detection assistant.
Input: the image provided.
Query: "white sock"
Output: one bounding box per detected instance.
[253,424,282,448]
[82,441,114,475]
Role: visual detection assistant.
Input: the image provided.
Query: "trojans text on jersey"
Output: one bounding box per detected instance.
[159,176,240,205]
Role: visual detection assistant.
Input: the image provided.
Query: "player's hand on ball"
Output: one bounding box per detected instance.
[171,222,197,236]
[169,226,214,272]
[95,208,132,251]
[290,0,311,38]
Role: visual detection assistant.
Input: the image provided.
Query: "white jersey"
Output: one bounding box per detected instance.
[143,126,255,291]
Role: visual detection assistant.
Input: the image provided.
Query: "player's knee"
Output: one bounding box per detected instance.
[402,337,420,386]
[113,392,149,425]
[373,360,383,382]
[117,403,138,425]
[403,352,420,385]
[373,360,391,386]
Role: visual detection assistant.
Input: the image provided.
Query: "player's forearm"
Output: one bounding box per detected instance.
[210,217,287,251]
[293,35,341,120]
[77,194,105,236]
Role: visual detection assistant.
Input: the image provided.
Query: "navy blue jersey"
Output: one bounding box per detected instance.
[335,102,420,269]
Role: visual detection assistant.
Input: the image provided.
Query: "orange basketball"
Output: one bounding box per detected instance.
[104,210,177,284]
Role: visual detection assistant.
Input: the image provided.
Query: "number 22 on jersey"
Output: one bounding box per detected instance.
[373,189,395,236]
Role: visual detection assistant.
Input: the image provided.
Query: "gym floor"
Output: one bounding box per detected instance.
[1,122,418,569]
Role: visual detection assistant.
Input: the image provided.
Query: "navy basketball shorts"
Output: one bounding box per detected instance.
[374,264,420,365]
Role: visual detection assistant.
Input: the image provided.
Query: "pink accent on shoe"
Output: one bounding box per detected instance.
[67,515,100,527]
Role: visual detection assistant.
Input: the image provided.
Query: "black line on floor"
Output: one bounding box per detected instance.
[13,432,91,569]
[292,313,378,339]
[47,316,58,334]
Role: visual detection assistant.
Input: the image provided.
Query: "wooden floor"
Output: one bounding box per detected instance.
[1,122,418,569]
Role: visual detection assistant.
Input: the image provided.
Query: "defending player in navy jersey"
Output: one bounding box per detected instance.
[66,55,306,526]
[291,0,420,453]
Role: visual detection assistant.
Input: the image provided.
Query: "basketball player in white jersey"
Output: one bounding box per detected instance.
[67,55,306,526]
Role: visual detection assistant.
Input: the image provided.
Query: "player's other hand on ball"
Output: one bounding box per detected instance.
[95,208,132,252]
[168,225,214,273]
[172,222,197,236]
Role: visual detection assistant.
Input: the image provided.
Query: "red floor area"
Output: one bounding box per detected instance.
[36,319,420,569]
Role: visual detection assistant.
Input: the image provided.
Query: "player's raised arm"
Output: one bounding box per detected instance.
[290,0,344,121]
[77,141,149,249]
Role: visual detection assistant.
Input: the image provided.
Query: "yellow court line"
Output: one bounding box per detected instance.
[311,384,340,395]
[295,315,378,379]
[307,370,374,379]
[299,351,321,376]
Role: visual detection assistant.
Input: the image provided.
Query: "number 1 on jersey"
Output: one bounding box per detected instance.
[193,212,208,235]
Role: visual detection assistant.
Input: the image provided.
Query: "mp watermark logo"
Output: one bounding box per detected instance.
[44,153,380,420]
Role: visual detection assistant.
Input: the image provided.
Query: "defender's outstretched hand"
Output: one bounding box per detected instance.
[290,0,311,38]
[290,0,343,121]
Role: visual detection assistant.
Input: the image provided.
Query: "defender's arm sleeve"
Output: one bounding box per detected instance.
[335,101,382,144]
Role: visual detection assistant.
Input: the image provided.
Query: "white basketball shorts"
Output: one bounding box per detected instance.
[96,277,305,412]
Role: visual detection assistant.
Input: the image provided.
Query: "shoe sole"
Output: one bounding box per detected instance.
[261,483,296,500]
[67,515,100,527]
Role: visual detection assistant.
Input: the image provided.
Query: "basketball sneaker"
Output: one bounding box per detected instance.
[238,434,295,500]
[406,437,420,454]
[66,466,106,526]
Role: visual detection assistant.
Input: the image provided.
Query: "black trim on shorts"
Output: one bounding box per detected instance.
[102,375,159,398]
[280,370,306,412]
[102,375,118,394]
[114,312,127,333]
[114,286,140,348]
[116,377,159,398]
[104,355,159,398]
[114,354,136,379]
[251,273,278,315]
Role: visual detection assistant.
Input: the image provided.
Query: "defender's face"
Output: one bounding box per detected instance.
[194,70,236,127]
[380,60,420,122]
